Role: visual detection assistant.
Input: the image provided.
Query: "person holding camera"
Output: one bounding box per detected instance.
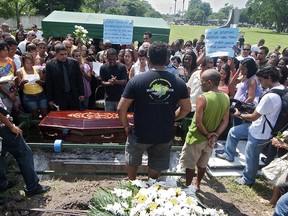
[216,65,284,186]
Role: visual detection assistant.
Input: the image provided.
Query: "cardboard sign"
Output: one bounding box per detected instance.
[205,28,238,57]
[103,19,133,45]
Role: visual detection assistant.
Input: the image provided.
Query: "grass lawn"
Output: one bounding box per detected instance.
[169,25,288,53]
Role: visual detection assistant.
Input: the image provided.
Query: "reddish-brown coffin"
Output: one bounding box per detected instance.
[39,111,133,143]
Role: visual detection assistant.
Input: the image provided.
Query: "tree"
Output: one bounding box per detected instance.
[239,8,250,24]
[105,6,126,15]
[185,0,212,22]
[218,3,234,18]
[141,0,162,18]
[208,11,226,22]
[81,0,104,13]
[121,0,146,16]
[245,0,288,32]
[198,2,212,17]
[103,0,162,18]
[194,9,205,24]
[0,0,31,25]
[30,0,83,16]
[188,0,202,7]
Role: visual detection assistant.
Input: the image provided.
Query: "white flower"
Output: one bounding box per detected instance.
[131,179,148,188]
[73,25,90,45]
[112,188,132,199]
[104,203,126,215]
[95,180,227,216]
[283,130,288,137]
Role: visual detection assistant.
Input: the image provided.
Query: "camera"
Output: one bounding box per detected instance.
[230,99,256,114]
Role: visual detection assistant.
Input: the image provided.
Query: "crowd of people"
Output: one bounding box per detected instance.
[0,21,288,215]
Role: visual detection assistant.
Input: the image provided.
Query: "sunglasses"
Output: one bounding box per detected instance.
[31,35,36,37]
[243,49,250,51]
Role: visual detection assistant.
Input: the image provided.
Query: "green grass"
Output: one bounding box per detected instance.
[201,175,274,214]
[169,25,288,53]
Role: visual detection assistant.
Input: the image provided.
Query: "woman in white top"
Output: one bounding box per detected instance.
[129,49,149,79]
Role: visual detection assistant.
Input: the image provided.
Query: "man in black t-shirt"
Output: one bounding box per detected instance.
[100,48,127,111]
[118,41,191,180]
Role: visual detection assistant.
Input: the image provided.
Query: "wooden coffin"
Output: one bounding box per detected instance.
[39,110,133,143]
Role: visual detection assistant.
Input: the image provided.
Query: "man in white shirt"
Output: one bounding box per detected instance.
[216,65,284,186]
[31,24,43,40]
[236,43,254,62]
[251,39,265,53]
[17,31,36,54]
[186,56,213,114]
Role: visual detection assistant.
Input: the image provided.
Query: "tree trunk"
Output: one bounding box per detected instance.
[276,21,282,33]
[15,2,20,27]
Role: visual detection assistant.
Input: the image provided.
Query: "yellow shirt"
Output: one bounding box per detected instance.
[22,67,43,95]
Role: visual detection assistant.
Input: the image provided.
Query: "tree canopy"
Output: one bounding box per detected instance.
[185,0,212,24]
[1,0,288,33]
[0,0,162,26]
[244,0,288,32]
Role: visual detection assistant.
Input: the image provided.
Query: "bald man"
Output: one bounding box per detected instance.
[179,69,230,190]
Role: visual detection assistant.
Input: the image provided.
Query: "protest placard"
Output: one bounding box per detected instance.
[103,19,133,45]
[205,28,238,57]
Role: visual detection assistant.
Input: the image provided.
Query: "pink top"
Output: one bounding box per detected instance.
[218,85,229,95]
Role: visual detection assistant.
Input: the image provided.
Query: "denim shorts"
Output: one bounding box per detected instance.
[22,92,48,111]
[125,134,172,171]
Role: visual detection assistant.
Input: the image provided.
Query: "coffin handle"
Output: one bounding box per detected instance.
[46,132,58,137]
[101,134,114,139]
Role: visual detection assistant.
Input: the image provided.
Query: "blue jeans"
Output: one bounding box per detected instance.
[274,192,288,216]
[224,123,251,160]
[224,122,270,184]
[22,92,48,111]
[243,133,270,184]
[0,127,39,192]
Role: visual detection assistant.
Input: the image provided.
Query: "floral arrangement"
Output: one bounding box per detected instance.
[73,25,90,45]
[88,179,226,216]
[276,130,288,143]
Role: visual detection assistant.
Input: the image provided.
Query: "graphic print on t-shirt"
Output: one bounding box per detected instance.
[146,78,174,102]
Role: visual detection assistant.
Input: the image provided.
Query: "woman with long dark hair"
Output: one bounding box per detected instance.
[218,64,231,95]
[178,50,197,82]
[230,58,263,126]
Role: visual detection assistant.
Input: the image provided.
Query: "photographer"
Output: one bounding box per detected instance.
[216,65,284,186]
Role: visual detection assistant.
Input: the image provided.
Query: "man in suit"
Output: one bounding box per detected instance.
[45,43,84,110]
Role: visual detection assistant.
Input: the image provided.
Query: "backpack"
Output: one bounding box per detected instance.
[263,88,288,136]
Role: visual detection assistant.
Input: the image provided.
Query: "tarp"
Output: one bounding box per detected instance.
[42,11,170,43]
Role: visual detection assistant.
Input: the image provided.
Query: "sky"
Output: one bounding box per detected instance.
[146,0,248,14]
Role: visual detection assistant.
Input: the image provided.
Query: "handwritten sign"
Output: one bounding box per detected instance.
[205,28,238,57]
[103,19,133,45]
